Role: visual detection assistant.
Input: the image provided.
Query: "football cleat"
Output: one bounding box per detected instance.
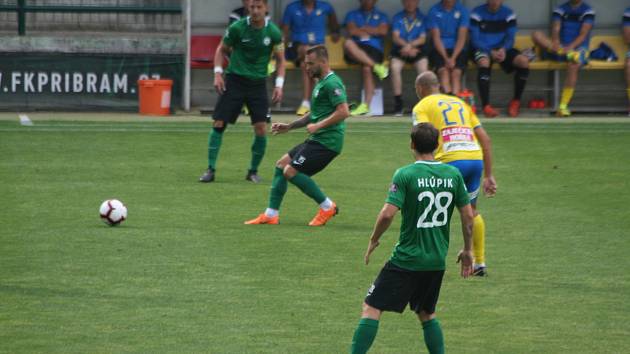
[296,105,310,116]
[473,266,488,277]
[244,213,279,225]
[350,103,370,116]
[245,171,262,183]
[556,104,571,117]
[482,105,499,118]
[508,99,521,117]
[199,169,215,183]
[308,203,338,226]
[372,63,389,80]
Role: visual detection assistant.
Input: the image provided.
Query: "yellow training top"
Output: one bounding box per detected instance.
[412,94,483,163]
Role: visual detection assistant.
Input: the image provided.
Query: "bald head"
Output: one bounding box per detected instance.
[415,72,440,99]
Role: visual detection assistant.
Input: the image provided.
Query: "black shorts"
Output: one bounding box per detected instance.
[472,48,522,73]
[390,45,429,64]
[430,48,468,70]
[344,41,384,65]
[213,73,271,125]
[365,261,444,314]
[287,140,338,176]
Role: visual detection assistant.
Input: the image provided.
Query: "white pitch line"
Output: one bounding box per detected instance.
[18,114,33,126]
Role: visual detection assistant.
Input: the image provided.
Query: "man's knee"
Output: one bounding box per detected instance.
[514,54,529,68]
[253,123,267,136]
[276,154,291,169]
[283,164,298,179]
[477,58,491,68]
[418,310,436,322]
[343,39,356,52]
[213,120,226,133]
[361,302,382,320]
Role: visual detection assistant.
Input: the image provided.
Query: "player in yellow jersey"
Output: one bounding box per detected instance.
[412,71,497,276]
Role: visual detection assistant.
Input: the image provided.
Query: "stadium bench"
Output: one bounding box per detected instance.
[190,35,222,69]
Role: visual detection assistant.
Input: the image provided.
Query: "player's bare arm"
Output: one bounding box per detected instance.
[456,204,475,278]
[272,113,311,135]
[213,42,232,94]
[566,23,592,51]
[272,43,286,103]
[474,126,497,197]
[451,26,468,60]
[551,20,561,52]
[328,12,341,42]
[364,203,399,265]
[346,21,369,38]
[306,102,350,134]
[364,22,389,37]
[431,28,449,61]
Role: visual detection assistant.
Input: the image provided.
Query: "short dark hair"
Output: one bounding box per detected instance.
[306,45,328,60]
[252,0,267,4]
[411,123,439,154]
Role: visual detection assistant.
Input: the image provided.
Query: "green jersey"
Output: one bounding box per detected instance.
[308,71,347,153]
[222,17,283,80]
[385,161,470,271]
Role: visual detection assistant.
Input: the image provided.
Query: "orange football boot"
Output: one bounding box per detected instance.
[308,203,338,226]
[244,214,279,225]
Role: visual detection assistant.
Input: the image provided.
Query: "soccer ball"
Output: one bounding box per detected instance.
[99,199,128,226]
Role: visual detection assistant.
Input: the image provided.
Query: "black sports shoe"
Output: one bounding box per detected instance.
[473,266,487,277]
[245,171,261,183]
[199,169,215,183]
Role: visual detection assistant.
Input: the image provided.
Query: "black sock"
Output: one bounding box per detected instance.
[477,67,491,107]
[514,68,529,101]
[394,95,403,111]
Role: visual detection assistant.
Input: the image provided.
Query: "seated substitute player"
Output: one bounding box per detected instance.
[350,123,475,354]
[623,7,630,115]
[390,0,429,116]
[531,0,595,117]
[470,0,529,118]
[413,71,497,276]
[281,0,340,116]
[245,46,349,226]
[343,0,390,116]
[199,0,285,184]
[427,0,470,96]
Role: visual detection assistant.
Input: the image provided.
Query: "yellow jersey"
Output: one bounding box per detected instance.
[412,94,483,163]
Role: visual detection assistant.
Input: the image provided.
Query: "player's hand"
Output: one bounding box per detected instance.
[491,48,505,63]
[551,41,561,53]
[456,249,474,278]
[483,176,497,197]
[272,87,283,104]
[446,57,456,69]
[306,123,320,134]
[271,122,290,135]
[364,240,380,265]
[214,74,226,95]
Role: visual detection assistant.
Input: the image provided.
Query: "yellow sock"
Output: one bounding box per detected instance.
[472,214,486,266]
[560,87,574,107]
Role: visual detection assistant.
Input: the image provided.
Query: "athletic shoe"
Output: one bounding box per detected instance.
[296,105,310,116]
[241,105,249,116]
[508,99,521,117]
[350,103,370,116]
[244,213,279,225]
[373,63,389,80]
[556,104,571,117]
[566,49,588,66]
[473,266,487,277]
[394,109,404,117]
[308,203,338,226]
[394,101,404,117]
[482,105,499,118]
[199,169,215,183]
[245,171,261,183]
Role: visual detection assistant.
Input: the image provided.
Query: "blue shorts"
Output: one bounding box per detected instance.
[447,160,483,204]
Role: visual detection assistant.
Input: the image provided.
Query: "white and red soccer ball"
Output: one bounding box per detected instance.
[99,199,128,226]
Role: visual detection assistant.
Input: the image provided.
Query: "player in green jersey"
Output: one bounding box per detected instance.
[350,123,475,354]
[245,45,350,226]
[200,0,285,184]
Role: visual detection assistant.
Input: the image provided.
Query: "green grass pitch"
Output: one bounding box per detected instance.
[1,113,629,353]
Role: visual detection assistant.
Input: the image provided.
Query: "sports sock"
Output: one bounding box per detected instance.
[301,100,311,108]
[264,208,278,217]
[320,197,333,211]
[288,172,327,204]
[422,318,444,354]
[514,68,529,101]
[268,167,288,210]
[350,318,379,354]
[207,128,224,170]
[477,67,491,107]
[473,214,486,266]
[249,135,267,173]
[560,87,575,107]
